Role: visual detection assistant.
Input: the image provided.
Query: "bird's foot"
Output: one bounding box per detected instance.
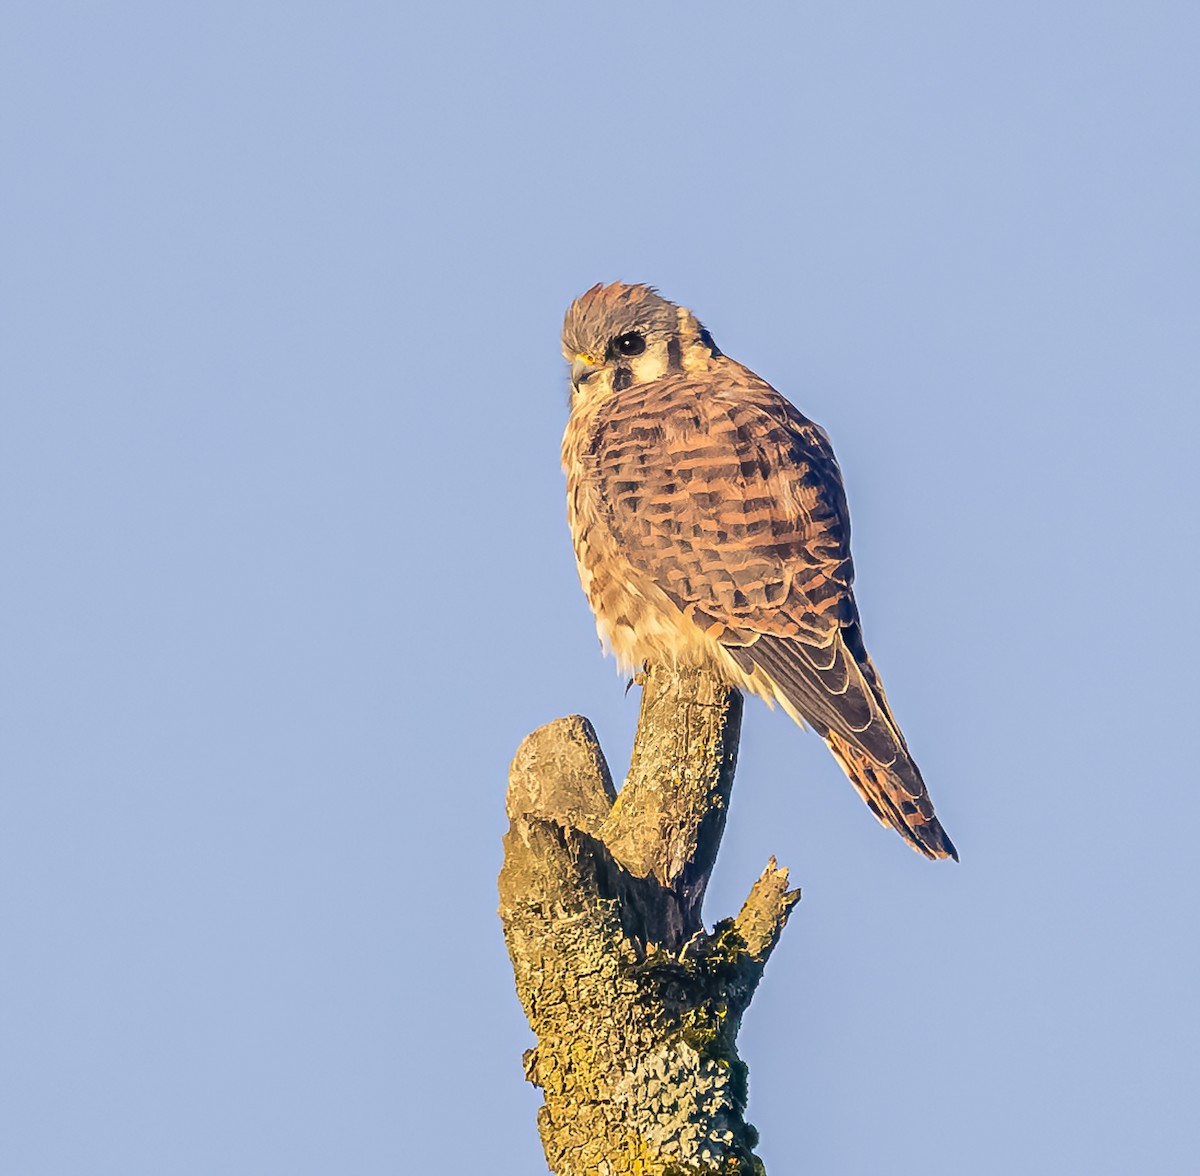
[624,662,651,696]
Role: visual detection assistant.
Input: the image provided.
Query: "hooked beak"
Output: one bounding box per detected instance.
[570,354,599,394]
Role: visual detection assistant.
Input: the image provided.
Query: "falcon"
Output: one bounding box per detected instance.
[561,282,956,860]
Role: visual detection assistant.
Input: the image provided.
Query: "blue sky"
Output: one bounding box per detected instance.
[3,3,1198,1173]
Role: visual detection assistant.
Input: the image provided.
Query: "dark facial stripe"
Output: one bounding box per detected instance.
[667,336,683,371]
[613,366,633,391]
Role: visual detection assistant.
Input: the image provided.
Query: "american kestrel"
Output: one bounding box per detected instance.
[561,283,956,860]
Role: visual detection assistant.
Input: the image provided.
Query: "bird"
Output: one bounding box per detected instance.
[560,282,956,861]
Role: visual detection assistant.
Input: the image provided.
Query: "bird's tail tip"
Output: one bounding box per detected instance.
[917,818,959,862]
[824,731,958,862]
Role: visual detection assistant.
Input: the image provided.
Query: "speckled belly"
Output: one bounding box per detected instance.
[564,470,729,677]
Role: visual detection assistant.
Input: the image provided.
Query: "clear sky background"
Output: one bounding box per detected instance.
[3,3,1198,1173]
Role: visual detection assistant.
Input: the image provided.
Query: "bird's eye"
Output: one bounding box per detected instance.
[612,332,646,357]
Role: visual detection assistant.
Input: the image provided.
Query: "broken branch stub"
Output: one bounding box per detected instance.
[498,664,800,1175]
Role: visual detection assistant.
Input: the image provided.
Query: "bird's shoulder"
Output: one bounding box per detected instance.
[579,360,858,641]
[585,359,844,514]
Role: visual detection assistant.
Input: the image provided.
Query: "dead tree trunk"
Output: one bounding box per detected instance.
[498,664,800,1175]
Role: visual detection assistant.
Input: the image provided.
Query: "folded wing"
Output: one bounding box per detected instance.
[587,366,956,860]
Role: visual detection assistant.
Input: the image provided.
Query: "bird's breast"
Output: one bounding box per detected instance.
[563,413,727,675]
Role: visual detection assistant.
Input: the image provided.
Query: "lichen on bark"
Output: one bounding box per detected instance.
[499,664,800,1175]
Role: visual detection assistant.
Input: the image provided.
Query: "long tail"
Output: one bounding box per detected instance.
[727,632,958,861]
[822,730,957,861]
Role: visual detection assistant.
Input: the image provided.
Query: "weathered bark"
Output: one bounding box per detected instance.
[499,664,800,1175]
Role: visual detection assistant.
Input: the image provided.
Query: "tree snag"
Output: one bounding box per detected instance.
[499,664,800,1175]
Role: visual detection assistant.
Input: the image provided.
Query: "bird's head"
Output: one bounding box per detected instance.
[561,282,722,401]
